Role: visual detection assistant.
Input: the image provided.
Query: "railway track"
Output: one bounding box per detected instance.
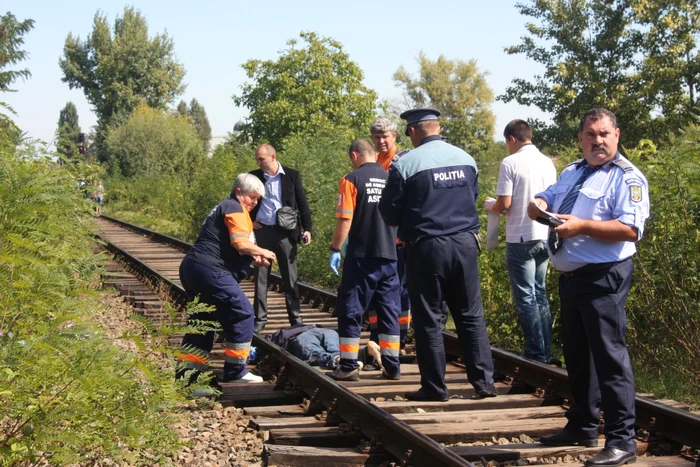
[95,215,700,467]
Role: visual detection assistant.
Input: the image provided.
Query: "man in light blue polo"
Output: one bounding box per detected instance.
[530,108,649,467]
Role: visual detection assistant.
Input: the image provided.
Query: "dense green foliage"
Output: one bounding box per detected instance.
[105,104,204,178]
[0,12,34,93]
[60,6,186,161]
[502,0,700,148]
[55,101,81,160]
[0,140,189,464]
[177,98,212,154]
[394,52,496,154]
[233,31,378,151]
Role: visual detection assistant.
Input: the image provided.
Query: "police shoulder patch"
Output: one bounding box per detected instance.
[629,185,643,203]
[392,149,410,163]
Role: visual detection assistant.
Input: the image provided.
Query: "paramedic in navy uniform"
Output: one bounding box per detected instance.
[530,108,649,467]
[379,108,497,401]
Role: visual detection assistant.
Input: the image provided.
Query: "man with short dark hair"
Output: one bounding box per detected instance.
[485,119,556,363]
[379,108,497,401]
[530,109,649,467]
[328,139,401,382]
[250,144,313,332]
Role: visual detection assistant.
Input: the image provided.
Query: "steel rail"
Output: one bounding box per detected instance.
[99,215,700,451]
[97,228,473,466]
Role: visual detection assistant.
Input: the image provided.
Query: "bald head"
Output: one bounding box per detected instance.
[348,139,376,169]
[255,143,279,175]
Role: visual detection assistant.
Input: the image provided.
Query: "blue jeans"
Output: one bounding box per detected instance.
[505,240,552,363]
[289,328,340,369]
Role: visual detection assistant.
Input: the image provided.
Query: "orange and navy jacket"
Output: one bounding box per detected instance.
[337,162,397,260]
[186,197,254,281]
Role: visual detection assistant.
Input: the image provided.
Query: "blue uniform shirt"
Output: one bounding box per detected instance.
[256,165,285,226]
[536,153,650,272]
[379,136,480,242]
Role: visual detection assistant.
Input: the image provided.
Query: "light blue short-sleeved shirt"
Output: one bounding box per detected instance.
[256,165,285,226]
[536,153,649,272]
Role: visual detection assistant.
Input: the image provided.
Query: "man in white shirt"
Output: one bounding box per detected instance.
[485,120,557,363]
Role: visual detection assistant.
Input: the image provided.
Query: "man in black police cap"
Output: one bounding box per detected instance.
[379,108,497,401]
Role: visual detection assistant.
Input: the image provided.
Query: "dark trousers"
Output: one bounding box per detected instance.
[336,257,401,374]
[253,225,302,326]
[178,257,254,381]
[369,243,411,346]
[559,258,636,453]
[405,231,495,397]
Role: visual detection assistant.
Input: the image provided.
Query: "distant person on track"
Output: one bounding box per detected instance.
[250,144,313,333]
[379,108,497,402]
[176,173,276,385]
[327,139,401,382]
[532,109,649,467]
[94,180,104,214]
[367,117,411,359]
[484,120,557,364]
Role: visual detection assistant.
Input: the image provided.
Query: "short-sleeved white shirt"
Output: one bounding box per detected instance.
[496,144,557,243]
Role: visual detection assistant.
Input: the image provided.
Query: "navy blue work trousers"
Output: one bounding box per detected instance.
[179,256,254,381]
[336,257,401,374]
[405,231,495,397]
[559,258,636,453]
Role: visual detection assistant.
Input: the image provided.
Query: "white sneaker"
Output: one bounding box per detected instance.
[237,372,263,383]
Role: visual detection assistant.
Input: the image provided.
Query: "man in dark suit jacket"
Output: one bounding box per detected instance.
[250,143,313,332]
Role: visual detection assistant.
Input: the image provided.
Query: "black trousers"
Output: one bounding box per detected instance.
[559,258,636,453]
[405,231,495,397]
[253,225,302,326]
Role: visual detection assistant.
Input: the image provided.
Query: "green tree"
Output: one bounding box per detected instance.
[0,12,34,93]
[188,98,212,153]
[233,31,377,150]
[632,0,700,138]
[176,100,188,117]
[105,104,203,178]
[55,101,81,160]
[501,0,651,148]
[60,7,186,160]
[393,52,496,155]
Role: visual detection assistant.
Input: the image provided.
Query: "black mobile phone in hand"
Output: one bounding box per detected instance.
[302,233,310,245]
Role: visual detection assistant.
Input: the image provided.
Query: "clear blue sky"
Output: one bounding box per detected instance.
[4,0,548,146]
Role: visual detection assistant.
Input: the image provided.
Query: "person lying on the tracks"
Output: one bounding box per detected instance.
[269,324,382,372]
[176,173,277,386]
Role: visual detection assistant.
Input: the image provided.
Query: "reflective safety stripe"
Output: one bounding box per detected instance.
[399,310,411,330]
[230,233,248,240]
[177,353,207,371]
[336,208,353,215]
[379,334,400,357]
[368,310,377,329]
[224,342,251,364]
[339,337,360,360]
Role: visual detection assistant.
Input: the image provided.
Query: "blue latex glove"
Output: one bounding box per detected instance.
[330,251,341,275]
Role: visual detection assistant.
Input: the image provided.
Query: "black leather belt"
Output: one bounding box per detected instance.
[559,258,629,277]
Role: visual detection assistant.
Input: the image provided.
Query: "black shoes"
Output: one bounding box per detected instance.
[540,430,599,447]
[584,447,636,466]
[476,388,498,398]
[381,369,401,380]
[326,367,360,381]
[254,323,266,333]
[405,389,449,402]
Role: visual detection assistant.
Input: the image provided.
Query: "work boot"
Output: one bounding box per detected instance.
[326,367,360,381]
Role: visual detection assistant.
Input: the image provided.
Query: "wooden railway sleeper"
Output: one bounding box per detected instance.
[303,388,324,416]
[325,398,343,425]
[364,429,394,466]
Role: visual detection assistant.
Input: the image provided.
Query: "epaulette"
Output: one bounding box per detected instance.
[566,158,584,167]
[392,149,410,163]
[612,157,634,173]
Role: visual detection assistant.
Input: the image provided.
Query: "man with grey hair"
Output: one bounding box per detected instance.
[177,173,276,387]
[366,116,412,364]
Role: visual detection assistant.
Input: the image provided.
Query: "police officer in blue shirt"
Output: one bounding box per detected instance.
[529,109,649,467]
[379,108,497,402]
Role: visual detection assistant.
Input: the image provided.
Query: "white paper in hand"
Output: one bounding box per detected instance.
[531,199,565,227]
[484,197,500,250]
